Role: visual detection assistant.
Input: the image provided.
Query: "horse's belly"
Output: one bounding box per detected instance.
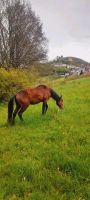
[30,97,43,104]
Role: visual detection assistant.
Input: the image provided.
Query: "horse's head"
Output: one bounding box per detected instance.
[56,96,64,109]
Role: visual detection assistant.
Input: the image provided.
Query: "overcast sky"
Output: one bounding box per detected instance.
[29,0,90,62]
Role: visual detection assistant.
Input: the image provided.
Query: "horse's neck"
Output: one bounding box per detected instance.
[51,89,60,101]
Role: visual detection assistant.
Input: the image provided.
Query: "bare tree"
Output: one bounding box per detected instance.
[0,0,48,68]
[0,0,9,68]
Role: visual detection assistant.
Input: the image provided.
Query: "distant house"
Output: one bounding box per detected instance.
[53,61,90,78]
[65,73,70,78]
[69,66,86,76]
[85,66,90,72]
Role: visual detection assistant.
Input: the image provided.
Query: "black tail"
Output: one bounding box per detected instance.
[8,96,15,124]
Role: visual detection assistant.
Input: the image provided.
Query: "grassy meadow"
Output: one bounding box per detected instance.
[0,77,90,200]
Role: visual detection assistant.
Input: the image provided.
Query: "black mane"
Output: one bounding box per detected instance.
[51,89,61,101]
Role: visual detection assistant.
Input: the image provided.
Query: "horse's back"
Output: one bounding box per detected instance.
[15,85,51,106]
[37,85,48,89]
[28,86,51,104]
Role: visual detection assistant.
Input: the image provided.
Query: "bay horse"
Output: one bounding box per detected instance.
[8,85,64,124]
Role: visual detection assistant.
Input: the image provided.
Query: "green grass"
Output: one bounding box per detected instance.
[0,77,90,200]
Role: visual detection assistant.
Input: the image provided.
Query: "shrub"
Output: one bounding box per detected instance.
[0,68,38,101]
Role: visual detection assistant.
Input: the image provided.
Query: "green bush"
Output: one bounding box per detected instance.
[56,67,70,75]
[0,68,38,101]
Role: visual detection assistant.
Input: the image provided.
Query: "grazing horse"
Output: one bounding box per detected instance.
[8,85,64,124]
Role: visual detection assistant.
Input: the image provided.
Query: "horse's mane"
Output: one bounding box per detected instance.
[50,89,61,101]
[37,85,61,102]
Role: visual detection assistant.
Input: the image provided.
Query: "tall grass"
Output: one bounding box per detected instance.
[0,77,90,200]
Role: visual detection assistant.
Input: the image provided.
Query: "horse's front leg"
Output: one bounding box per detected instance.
[42,102,48,114]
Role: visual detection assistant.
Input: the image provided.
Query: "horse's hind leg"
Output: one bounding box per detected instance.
[12,105,21,124]
[18,106,28,121]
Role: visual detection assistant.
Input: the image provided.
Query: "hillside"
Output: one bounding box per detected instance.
[31,58,90,78]
[0,77,90,200]
[51,56,90,67]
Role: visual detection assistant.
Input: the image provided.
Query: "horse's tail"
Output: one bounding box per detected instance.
[8,95,15,124]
